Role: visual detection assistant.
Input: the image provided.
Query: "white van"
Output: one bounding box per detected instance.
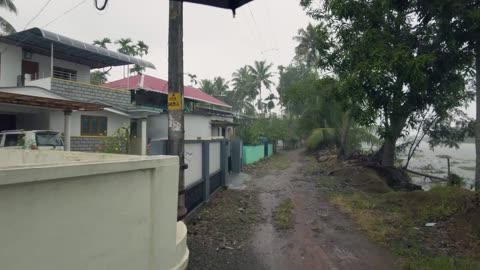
[0,130,64,151]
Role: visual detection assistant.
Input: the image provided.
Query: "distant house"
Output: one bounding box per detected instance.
[104,74,237,154]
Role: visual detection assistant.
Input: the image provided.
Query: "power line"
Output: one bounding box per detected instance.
[246,4,268,56]
[1,0,87,55]
[44,0,88,28]
[23,0,55,30]
[264,0,279,52]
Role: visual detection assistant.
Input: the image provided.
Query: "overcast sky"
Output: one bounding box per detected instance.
[5,0,310,107]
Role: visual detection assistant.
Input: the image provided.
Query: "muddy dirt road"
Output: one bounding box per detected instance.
[249,149,399,270]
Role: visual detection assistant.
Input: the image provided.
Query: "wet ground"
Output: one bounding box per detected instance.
[188,149,400,269]
[250,149,399,270]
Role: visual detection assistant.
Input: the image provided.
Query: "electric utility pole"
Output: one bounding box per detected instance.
[168,0,187,219]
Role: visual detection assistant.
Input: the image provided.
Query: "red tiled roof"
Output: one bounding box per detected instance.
[103,74,231,108]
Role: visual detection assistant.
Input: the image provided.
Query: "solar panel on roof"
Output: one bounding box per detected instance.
[0,28,155,69]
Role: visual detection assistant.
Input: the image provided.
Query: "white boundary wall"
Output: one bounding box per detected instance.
[0,150,188,270]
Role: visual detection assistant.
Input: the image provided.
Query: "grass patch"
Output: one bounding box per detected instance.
[305,154,480,269]
[273,198,295,230]
[269,153,290,171]
[328,187,480,269]
[243,152,291,177]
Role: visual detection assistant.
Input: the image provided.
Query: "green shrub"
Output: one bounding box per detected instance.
[447,173,464,187]
[306,128,336,150]
[97,127,130,154]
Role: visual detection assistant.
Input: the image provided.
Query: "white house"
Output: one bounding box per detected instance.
[0,28,156,153]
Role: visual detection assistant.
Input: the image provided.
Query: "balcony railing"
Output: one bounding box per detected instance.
[18,69,78,87]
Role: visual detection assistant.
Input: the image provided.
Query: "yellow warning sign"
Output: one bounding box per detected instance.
[168,93,182,110]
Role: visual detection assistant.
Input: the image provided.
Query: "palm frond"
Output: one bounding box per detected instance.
[0,0,17,14]
[0,16,16,35]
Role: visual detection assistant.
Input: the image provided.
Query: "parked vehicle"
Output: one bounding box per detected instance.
[0,130,64,151]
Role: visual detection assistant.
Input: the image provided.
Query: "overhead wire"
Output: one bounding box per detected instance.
[1,0,88,55]
[246,4,269,57]
[1,0,57,54]
[264,0,279,53]
[23,0,55,30]
[44,0,88,28]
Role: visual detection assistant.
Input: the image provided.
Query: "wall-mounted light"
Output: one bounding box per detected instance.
[23,50,32,60]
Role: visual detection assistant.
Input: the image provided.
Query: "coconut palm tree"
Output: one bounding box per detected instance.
[293,23,331,70]
[91,38,113,84]
[199,77,229,97]
[199,79,215,95]
[232,66,256,101]
[212,77,229,97]
[0,0,17,35]
[249,60,274,114]
[136,40,149,56]
[115,38,137,78]
[265,93,277,115]
[93,38,112,49]
[115,38,136,55]
[130,40,149,75]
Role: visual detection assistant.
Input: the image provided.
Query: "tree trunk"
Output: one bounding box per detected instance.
[338,112,351,159]
[382,138,396,166]
[475,51,480,191]
[381,116,407,167]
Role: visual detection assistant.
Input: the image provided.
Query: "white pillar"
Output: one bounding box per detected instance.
[64,110,72,151]
[140,118,147,156]
[51,43,54,78]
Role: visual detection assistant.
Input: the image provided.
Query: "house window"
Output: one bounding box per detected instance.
[81,115,107,136]
[53,66,77,81]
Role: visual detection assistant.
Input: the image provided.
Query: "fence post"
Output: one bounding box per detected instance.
[221,139,228,186]
[202,141,210,202]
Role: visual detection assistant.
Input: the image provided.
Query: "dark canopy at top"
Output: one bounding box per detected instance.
[0,28,156,69]
[175,0,253,14]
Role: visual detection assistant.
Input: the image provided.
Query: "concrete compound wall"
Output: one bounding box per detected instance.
[242,145,265,165]
[185,143,203,187]
[242,144,273,165]
[209,142,221,174]
[70,136,103,152]
[0,150,188,270]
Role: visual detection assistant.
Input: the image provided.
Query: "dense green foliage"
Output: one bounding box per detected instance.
[306,128,336,151]
[236,118,299,150]
[414,0,480,189]
[299,0,474,166]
